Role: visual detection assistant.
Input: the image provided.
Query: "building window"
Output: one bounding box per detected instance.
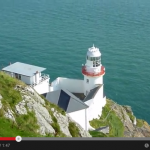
[15,73,21,80]
[18,74,21,80]
[87,56,100,61]
[93,61,96,67]
[86,79,89,83]
[86,91,88,96]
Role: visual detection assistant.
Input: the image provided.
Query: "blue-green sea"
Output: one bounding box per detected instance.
[0,0,150,123]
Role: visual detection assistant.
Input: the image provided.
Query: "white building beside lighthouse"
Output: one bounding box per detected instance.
[1,45,106,131]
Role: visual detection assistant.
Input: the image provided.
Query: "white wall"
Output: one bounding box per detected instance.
[34,78,49,94]
[21,75,31,85]
[35,72,40,84]
[85,60,93,67]
[94,85,106,107]
[84,75,103,95]
[59,77,84,93]
[51,77,84,93]
[30,75,36,84]
[66,97,88,113]
[85,86,106,121]
[69,109,90,130]
[50,78,61,91]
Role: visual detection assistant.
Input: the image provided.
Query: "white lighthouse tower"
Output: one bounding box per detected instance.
[82,45,105,96]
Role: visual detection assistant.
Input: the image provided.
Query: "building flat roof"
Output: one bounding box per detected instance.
[2,62,46,77]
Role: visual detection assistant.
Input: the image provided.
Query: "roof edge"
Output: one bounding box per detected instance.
[61,88,89,108]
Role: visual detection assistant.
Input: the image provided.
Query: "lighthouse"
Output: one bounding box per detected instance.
[82,45,105,96]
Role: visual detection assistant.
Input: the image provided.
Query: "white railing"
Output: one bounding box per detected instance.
[30,73,50,88]
[40,73,49,82]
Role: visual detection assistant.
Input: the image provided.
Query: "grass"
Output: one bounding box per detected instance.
[15,110,39,133]
[0,71,25,108]
[0,107,54,137]
[68,122,80,137]
[0,72,43,136]
[48,108,67,137]
[40,95,66,116]
[50,114,61,134]
[136,119,144,127]
[89,99,124,137]
[89,130,107,137]
[0,117,42,137]
[127,112,135,123]
[0,71,56,137]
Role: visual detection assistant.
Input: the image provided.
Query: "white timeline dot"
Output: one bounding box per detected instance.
[16,136,22,142]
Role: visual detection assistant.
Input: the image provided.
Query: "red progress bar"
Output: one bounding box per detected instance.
[0,137,16,141]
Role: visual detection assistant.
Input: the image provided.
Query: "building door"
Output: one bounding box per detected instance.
[15,73,21,80]
[15,73,19,79]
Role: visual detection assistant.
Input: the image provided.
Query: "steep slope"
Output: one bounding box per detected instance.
[0,71,91,137]
[1,71,150,137]
[90,99,150,137]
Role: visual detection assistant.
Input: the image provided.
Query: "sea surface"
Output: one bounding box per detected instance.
[0,0,150,123]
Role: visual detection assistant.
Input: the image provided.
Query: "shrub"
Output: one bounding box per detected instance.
[90,99,124,137]
[136,119,144,127]
[68,122,80,137]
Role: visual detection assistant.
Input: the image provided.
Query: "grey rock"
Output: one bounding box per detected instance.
[15,101,27,115]
[0,94,2,100]
[4,108,16,122]
[10,85,92,137]
[107,99,150,137]
[51,108,55,112]
[94,126,109,134]
[53,111,72,137]
[34,110,55,135]
[0,94,2,109]
[0,100,2,110]
[123,105,132,114]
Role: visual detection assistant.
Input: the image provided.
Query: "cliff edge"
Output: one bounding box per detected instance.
[0,71,150,137]
[90,99,150,137]
[0,71,91,137]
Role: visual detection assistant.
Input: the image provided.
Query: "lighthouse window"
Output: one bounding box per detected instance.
[93,61,96,67]
[87,56,100,61]
[96,57,100,60]
[86,79,89,83]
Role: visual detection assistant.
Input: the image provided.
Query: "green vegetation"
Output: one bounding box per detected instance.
[136,119,144,127]
[0,71,59,137]
[89,130,107,137]
[0,71,25,109]
[50,113,61,135]
[40,95,66,116]
[15,111,39,133]
[127,112,135,123]
[1,71,148,138]
[47,107,66,137]
[68,122,80,137]
[0,117,42,137]
[90,99,124,137]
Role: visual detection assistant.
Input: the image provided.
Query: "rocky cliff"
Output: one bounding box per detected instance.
[109,99,150,137]
[90,99,150,137]
[0,71,91,137]
[0,71,150,137]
